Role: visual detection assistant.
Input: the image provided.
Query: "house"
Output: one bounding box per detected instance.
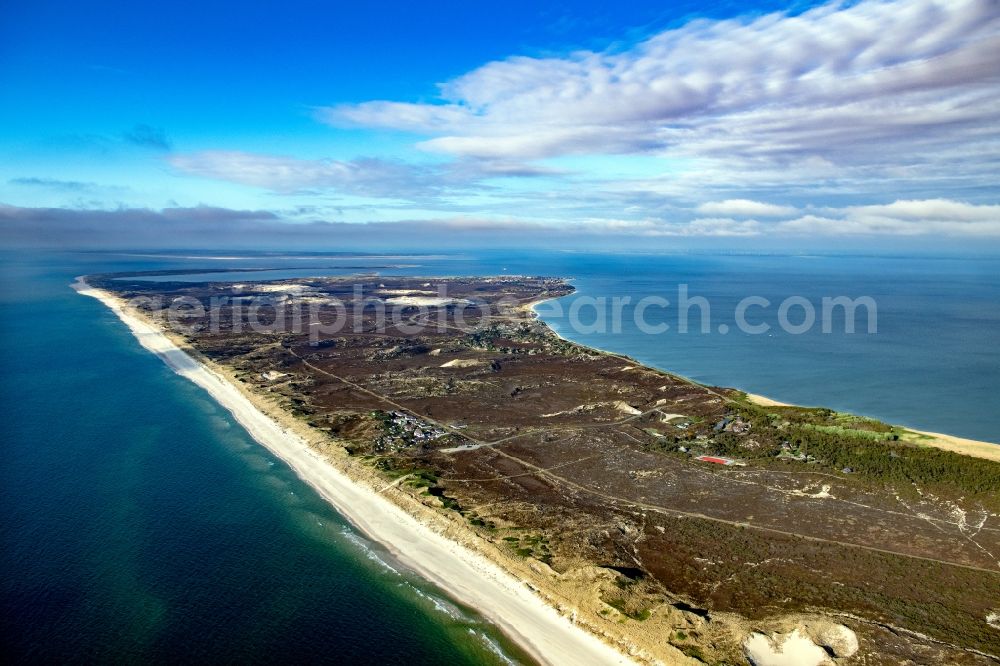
[694,455,747,467]
[696,455,734,465]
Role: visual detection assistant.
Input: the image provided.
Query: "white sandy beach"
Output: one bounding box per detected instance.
[73,278,637,666]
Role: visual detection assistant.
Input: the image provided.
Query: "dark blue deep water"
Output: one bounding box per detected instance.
[1,249,997,662]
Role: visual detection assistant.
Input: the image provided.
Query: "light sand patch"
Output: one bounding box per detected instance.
[543,401,643,418]
[441,359,482,369]
[541,404,601,418]
[385,296,470,307]
[745,392,791,407]
[789,484,833,499]
[814,624,858,658]
[262,371,288,382]
[378,289,437,296]
[901,429,1000,463]
[254,283,315,294]
[612,401,642,416]
[743,629,830,666]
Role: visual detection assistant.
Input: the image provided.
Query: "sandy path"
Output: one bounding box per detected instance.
[73,279,636,666]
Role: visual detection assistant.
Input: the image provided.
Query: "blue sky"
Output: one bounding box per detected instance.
[2,0,999,249]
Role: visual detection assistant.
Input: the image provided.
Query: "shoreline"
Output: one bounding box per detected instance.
[73,277,639,666]
[742,392,1000,463]
[530,298,998,463]
[77,273,999,665]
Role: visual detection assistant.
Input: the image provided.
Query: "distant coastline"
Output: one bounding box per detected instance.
[531,299,999,463]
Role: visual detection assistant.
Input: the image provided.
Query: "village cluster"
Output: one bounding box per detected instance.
[373,410,450,452]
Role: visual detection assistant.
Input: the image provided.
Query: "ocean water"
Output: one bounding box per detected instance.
[525,252,1000,442]
[120,249,998,440]
[1,249,997,662]
[0,253,529,664]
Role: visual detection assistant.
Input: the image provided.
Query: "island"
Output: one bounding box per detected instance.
[76,272,1000,666]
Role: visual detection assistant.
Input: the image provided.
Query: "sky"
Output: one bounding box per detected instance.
[1,0,999,251]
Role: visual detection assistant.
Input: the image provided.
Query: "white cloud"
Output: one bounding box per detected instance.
[325,101,474,133]
[847,199,1000,222]
[167,150,561,201]
[168,151,438,199]
[676,218,762,236]
[323,0,1000,183]
[562,217,764,237]
[781,199,1000,235]
[4,198,999,253]
[159,1,1000,240]
[696,199,797,217]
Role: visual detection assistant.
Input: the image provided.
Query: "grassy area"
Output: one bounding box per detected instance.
[800,422,899,441]
[501,532,552,564]
[702,398,1000,502]
[642,513,1000,656]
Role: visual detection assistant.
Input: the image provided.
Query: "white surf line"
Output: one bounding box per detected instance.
[73,278,637,666]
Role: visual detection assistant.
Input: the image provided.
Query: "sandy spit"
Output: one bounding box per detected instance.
[744,393,999,463]
[73,278,637,666]
[899,429,1000,463]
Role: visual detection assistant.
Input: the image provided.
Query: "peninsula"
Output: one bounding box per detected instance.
[78,272,1000,665]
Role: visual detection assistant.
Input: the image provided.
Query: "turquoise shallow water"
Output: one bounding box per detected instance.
[1,249,997,662]
[0,253,528,664]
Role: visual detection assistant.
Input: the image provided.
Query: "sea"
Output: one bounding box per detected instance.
[2,249,998,662]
